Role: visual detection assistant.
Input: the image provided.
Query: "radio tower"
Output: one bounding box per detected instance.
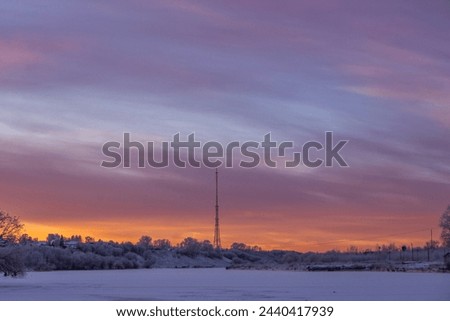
[213,168,221,249]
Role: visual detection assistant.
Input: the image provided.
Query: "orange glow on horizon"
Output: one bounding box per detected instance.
[22,219,435,253]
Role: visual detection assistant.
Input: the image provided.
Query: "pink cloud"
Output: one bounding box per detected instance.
[0,40,41,69]
[339,37,450,127]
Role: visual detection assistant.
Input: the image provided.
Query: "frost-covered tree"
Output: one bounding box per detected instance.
[18,234,34,245]
[153,239,171,250]
[137,235,152,248]
[178,237,201,257]
[0,210,25,276]
[0,246,25,276]
[440,205,450,248]
[0,210,23,243]
[231,242,249,251]
[85,236,96,243]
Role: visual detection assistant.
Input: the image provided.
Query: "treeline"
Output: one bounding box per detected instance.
[2,232,449,276]
[226,247,447,266]
[16,235,225,272]
[224,243,449,272]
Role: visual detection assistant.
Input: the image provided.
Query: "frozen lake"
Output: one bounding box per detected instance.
[0,269,448,301]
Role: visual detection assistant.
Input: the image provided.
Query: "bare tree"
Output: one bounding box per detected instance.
[0,210,25,276]
[440,205,450,248]
[0,210,23,243]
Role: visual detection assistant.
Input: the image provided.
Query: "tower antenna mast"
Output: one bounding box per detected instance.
[213,168,221,249]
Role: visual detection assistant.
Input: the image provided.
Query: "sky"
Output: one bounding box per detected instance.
[0,0,449,251]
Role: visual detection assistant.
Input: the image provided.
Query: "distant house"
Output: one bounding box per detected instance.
[445,253,450,270]
[65,241,79,249]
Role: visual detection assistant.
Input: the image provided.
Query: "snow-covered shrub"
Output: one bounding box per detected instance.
[0,246,25,276]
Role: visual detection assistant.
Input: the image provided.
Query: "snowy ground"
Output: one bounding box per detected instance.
[0,269,448,301]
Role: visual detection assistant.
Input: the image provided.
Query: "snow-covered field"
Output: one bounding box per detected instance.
[0,269,448,301]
